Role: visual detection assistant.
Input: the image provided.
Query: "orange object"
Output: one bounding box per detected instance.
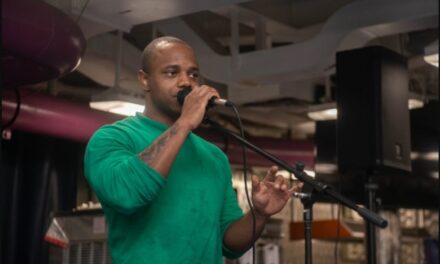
[290,219,361,240]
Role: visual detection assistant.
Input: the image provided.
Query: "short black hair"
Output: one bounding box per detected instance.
[140,36,190,73]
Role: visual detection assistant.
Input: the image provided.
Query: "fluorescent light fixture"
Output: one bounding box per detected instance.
[408,99,424,110]
[423,152,439,161]
[424,54,438,67]
[90,90,144,116]
[308,94,424,120]
[411,151,438,161]
[90,101,144,116]
[307,102,337,121]
[308,108,337,120]
[408,92,425,110]
[424,40,438,67]
[410,152,420,160]
[315,163,338,174]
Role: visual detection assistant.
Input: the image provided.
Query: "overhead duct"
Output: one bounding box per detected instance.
[2,90,121,142]
[2,0,86,87]
[157,0,438,85]
[72,0,437,104]
[1,89,314,167]
[73,0,248,35]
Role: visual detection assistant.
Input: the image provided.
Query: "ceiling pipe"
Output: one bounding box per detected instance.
[156,0,437,92]
[2,90,121,142]
[1,89,314,167]
[73,0,248,35]
[68,0,436,104]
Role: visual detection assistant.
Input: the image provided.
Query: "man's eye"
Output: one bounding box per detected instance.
[190,72,199,79]
[165,70,177,77]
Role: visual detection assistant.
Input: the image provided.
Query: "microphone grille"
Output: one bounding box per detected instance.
[177,87,191,106]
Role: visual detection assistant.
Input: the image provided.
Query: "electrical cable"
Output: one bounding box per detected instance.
[2,87,21,131]
[75,0,91,23]
[177,84,257,263]
[334,169,343,264]
[230,103,256,264]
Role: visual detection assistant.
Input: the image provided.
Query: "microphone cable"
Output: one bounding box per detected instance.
[229,103,257,264]
[2,87,21,132]
[177,87,257,263]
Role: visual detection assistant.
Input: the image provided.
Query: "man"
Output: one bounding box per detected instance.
[84,36,303,263]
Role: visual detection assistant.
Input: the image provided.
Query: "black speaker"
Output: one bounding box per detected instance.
[336,46,411,173]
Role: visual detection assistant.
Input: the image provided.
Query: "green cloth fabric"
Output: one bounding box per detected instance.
[84,113,244,264]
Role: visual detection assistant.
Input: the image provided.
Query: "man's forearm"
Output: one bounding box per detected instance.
[138,119,191,177]
[223,211,270,253]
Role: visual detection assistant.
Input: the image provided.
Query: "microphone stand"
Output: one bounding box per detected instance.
[204,118,388,264]
[294,162,315,264]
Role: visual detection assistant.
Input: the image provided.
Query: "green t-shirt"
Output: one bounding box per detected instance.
[84,113,244,264]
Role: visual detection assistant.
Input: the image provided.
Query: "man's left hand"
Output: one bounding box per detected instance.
[251,166,303,218]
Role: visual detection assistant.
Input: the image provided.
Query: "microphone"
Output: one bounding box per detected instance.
[177,87,233,108]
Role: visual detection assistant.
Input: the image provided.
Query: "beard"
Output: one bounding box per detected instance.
[154,99,181,121]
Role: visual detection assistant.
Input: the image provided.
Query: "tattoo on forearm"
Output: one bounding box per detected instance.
[139,123,180,165]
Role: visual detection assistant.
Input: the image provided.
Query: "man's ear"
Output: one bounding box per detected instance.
[138,70,150,92]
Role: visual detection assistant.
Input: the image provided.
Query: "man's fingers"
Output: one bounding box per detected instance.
[197,85,220,102]
[264,166,278,182]
[280,180,288,191]
[273,175,285,189]
[287,181,304,194]
[251,175,261,192]
[190,85,220,106]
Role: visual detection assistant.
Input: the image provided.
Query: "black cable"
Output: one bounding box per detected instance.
[334,169,343,264]
[230,103,256,264]
[2,87,21,131]
[290,173,295,222]
[75,0,91,23]
[334,204,341,264]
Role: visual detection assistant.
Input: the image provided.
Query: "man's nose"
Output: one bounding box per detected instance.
[177,73,192,88]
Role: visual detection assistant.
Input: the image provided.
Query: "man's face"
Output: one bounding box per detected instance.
[141,42,200,122]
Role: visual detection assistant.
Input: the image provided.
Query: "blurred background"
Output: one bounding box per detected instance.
[2,0,438,263]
